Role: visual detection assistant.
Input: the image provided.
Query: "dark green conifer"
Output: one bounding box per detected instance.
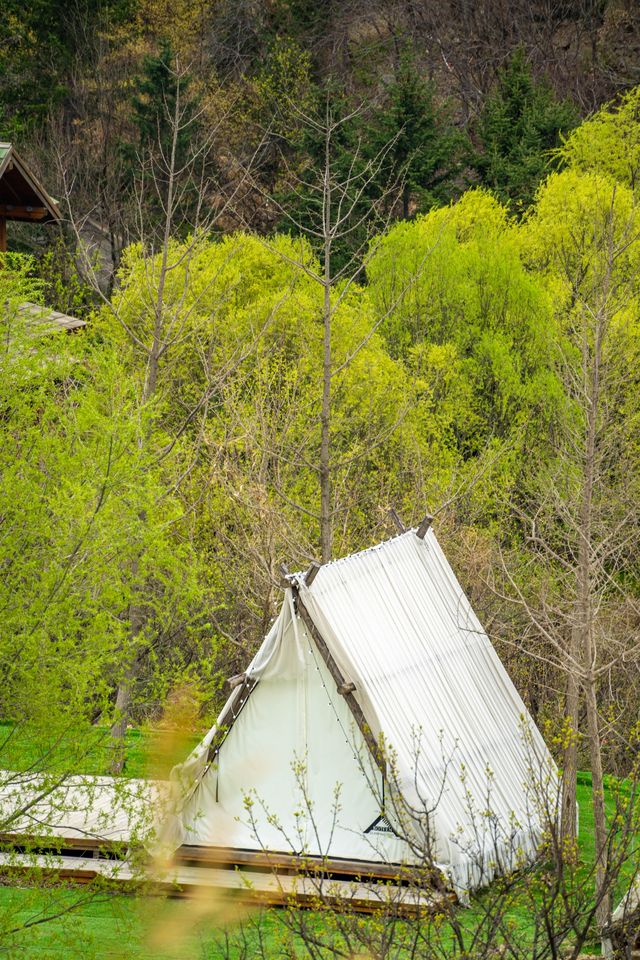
[367,55,467,219]
[474,48,578,212]
[124,39,204,240]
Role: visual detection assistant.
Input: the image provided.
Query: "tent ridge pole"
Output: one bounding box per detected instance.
[294,588,386,777]
[416,514,434,539]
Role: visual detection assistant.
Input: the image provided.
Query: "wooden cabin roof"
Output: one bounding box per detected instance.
[0,143,61,223]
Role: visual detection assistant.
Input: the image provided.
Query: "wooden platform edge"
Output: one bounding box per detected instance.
[0,853,450,917]
[0,833,434,883]
[0,834,452,916]
[175,845,424,881]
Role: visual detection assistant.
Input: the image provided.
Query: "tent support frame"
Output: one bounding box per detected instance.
[293,588,387,777]
[206,674,258,767]
[204,590,387,781]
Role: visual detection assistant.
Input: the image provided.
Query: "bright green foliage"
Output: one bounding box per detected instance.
[109,231,433,644]
[474,48,578,213]
[521,168,640,505]
[111,232,435,557]
[367,190,559,470]
[366,54,468,219]
[0,255,201,765]
[559,85,640,189]
[521,168,639,281]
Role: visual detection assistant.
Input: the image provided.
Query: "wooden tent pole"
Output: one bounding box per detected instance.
[201,582,387,786]
[294,588,387,776]
[0,217,7,253]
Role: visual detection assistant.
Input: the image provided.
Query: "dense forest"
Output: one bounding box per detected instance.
[3,0,640,267]
[2,1,640,956]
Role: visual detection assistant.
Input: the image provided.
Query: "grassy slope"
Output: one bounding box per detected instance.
[2,777,626,960]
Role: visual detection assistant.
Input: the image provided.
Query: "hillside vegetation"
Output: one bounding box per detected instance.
[1,3,640,957]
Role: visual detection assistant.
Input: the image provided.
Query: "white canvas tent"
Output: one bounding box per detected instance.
[611,878,640,951]
[161,527,558,895]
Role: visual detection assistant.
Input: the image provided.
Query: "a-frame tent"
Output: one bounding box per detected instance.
[162,527,558,895]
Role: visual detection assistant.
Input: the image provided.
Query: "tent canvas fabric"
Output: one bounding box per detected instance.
[161,528,558,895]
[612,879,640,929]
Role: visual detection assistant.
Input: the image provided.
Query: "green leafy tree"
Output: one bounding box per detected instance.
[474,48,578,213]
[366,54,468,220]
[559,84,640,189]
[111,231,444,643]
[0,253,203,949]
[0,254,203,769]
[367,190,558,470]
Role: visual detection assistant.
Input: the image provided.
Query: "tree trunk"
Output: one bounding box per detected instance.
[402,183,410,221]
[561,648,579,843]
[584,664,611,951]
[319,125,332,564]
[110,558,145,772]
[109,657,137,774]
[320,272,331,563]
[577,305,611,952]
[109,96,180,761]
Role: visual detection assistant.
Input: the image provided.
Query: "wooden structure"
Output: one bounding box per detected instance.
[17,301,87,334]
[0,143,61,251]
[0,835,445,914]
[0,771,443,913]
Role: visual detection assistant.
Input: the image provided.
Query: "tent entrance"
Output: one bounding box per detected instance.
[178,596,412,865]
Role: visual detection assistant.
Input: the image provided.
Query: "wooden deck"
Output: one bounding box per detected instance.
[0,771,447,914]
[0,841,445,914]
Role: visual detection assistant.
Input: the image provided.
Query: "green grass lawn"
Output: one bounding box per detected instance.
[1,773,635,959]
[0,884,296,959]
[0,722,149,779]
[0,722,202,780]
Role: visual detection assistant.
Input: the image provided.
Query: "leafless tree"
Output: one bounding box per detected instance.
[231,90,446,563]
[490,184,640,955]
[53,51,271,769]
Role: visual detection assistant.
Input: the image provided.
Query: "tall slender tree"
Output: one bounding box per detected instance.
[242,89,409,560]
[506,169,640,954]
[366,54,467,220]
